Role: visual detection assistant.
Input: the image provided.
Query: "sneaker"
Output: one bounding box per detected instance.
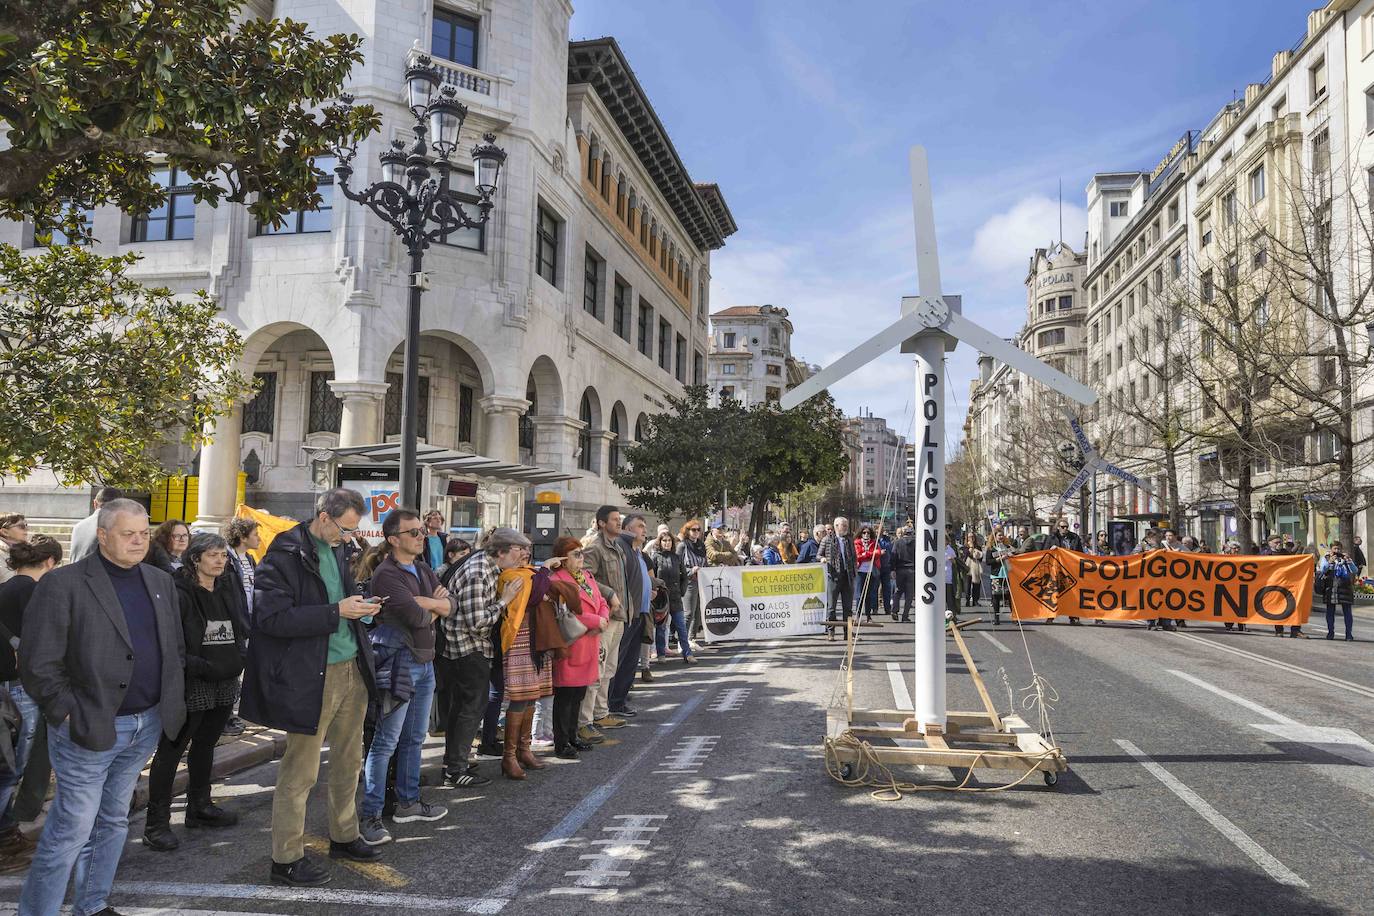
[611,705,638,717]
[359,816,392,846]
[222,715,247,737]
[577,725,605,744]
[640,669,654,682]
[443,771,491,788]
[476,741,503,758]
[392,800,448,824]
[684,656,697,665]
[594,715,627,729]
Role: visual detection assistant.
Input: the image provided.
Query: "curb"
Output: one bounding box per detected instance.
[128,729,289,814]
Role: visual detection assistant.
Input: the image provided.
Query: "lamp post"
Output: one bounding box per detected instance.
[332,55,506,506]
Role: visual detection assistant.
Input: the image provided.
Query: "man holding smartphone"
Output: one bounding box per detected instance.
[241,488,382,888]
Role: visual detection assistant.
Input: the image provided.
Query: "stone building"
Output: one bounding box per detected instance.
[706,304,801,407]
[965,0,1374,547]
[3,0,736,536]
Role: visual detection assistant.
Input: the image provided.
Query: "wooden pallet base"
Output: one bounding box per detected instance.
[827,616,1068,785]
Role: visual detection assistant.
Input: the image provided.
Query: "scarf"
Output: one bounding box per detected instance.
[498,565,551,654]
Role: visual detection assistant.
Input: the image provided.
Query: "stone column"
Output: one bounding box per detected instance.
[193,402,243,533]
[531,416,580,470]
[589,429,615,480]
[480,394,530,463]
[331,380,390,448]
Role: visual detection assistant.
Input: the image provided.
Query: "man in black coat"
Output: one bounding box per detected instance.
[241,488,381,888]
[819,517,857,632]
[19,499,187,916]
[891,526,917,623]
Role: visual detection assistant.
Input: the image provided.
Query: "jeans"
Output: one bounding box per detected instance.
[655,610,692,658]
[481,649,504,748]
[1326,603,1354,639]
[362,652,435,818]
[609,613,647,712]
[854,571,880,617]
[880,570,894,615]
[0,684,38,833]
[147,702,234,808]
[438,652,491,776]
[20,707,162,916]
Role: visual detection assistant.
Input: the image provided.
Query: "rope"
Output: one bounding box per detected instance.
[823,729,1064,801]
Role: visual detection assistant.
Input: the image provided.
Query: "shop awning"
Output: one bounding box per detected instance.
[322,443,579,486]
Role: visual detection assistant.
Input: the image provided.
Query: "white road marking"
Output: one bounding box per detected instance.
[652,735,720,774]
[708,687,752,712]
[1168,669,1374,767]
[979,631,1013,654]
[484,692,705,902]
[0,878,503,913]
[552,815,665,894]
[1166,669,1298,725]
[1114,739,1307,887]
[886,662,913,710]
[1173,632,1374,700]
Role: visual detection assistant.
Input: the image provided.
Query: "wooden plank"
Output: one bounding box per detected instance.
[948,622,1003,731]
[829,744,1061,772]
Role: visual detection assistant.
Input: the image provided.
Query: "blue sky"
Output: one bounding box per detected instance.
[570,0,1306,447]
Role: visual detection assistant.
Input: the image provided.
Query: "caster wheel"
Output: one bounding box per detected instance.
[1043,770,1058,787]
[839,763,855,781]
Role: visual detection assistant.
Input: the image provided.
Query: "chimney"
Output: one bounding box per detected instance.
[1307,8,1330,39]
[1244,82,1264,107]
[1272,49,1292,78]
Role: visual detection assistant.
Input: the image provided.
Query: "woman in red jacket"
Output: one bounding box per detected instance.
[854,527,883,624]
[547,536,609,760]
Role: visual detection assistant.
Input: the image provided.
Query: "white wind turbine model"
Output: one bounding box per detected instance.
[1052,408,1157,521]
[782,147,1096,758]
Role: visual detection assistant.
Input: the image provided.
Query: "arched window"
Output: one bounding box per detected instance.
[608,411,622,472]
[578,393,595,472]
[634,415,645,442]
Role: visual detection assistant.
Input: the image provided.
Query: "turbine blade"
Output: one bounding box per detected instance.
[910,146,943,300]
[779,310,931,410]
[944,312,1097,406]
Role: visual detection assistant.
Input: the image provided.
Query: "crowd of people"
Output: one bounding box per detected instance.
[0,495,1364,914]
[0,493,735,915]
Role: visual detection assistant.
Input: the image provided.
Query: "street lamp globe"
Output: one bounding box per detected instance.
[404,56,440,116]
[379,140,407,186]
[472,132,506,198]
[428,88,468,159]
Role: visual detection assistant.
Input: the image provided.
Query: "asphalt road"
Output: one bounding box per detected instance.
[2,605,1372,915]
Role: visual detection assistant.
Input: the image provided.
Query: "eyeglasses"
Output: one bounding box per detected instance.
[397,527,425,538]
[4,522,27,530]
[688,528,701,533]
[330,516,359,537]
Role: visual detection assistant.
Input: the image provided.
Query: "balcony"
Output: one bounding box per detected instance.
[409,44,515,127]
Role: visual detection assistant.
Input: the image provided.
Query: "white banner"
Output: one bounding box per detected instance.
[696,563,828,642]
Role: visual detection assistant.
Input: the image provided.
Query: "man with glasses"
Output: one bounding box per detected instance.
[241,488,383,888]
[438,527,526,788]
[1046,518,1084,625]
[358,509,451,845]
[421,510,447,570]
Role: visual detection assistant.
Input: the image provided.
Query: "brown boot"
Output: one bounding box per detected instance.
[501,707,526,780]
[518,705,546,770]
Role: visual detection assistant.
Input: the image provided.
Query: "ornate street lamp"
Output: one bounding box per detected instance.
[332,55,506,507]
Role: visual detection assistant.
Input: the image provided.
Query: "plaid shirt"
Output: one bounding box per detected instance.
[440,551,504,659]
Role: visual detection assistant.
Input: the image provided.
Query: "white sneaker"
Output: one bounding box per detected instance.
[392,800,448,823]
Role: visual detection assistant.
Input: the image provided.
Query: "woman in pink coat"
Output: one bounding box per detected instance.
[548,536,609,759]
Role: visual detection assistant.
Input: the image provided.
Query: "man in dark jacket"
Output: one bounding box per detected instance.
[890,527,917,623]
[819,517,857,632]
[797,524,824,564]
[608,514,651,716]
[19,499,187,916]
[1046,519,1084,625]
[241,488,381,888]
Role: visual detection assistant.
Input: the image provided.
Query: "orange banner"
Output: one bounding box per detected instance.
[1007,548,1314,625]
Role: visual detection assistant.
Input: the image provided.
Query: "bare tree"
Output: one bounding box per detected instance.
[1248,134,1374,547]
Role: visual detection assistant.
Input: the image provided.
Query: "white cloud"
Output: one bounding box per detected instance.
[970,195,1087,275]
